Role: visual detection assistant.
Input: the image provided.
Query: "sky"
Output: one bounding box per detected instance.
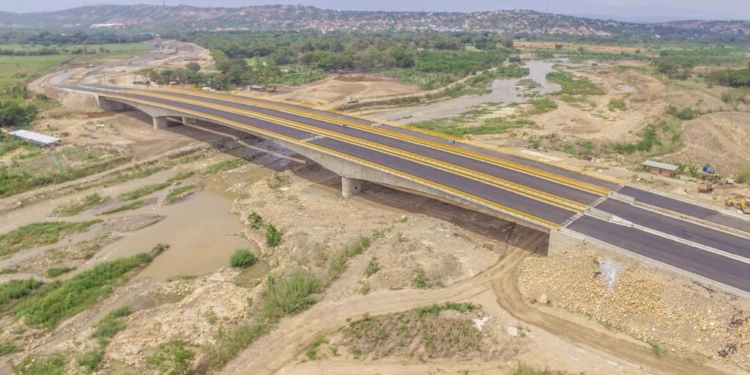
[3,0,749,20]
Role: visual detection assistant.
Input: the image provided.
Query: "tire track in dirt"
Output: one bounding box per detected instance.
[222,247,731,375]
[492,248,732,375]
[219,250,516,375]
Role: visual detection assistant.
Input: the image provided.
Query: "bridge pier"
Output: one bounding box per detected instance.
[182,117,197,125]
[98,97,127,112]
[342,177,362,198]
[153,116,169,130]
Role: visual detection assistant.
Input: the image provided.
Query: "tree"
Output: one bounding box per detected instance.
[146,340,195,375]
[0,99,37,127]
[555,44,563,50]
[185,62,201,73]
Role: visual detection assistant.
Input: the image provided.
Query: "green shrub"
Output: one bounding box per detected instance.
[248,211,263,229]
[164,184,199,204]
[364,257,380,277]
[265,224,283,248]
[261,271,321,320]
[230,249,257,268]
[667,105,700,120]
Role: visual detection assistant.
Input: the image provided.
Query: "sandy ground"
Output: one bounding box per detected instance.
[4,39,750,375]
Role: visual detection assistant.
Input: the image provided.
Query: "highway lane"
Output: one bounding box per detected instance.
[311,137,577,224]
[129,90,602,205]
[618,186,750,233]
[568,216,750,293]
[597,199,750,259]
[150,89,621,190]
[95,91,577,225]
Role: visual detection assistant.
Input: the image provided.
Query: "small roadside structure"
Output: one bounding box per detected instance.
[9,129,61,147]
[642,160,679,177]
[249,85,267,92]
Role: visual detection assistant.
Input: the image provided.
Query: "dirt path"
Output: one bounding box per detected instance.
[222,247,732,375]
[492,249,731,375]
[219,249,511,375]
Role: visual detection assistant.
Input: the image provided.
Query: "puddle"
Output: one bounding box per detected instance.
[619,84,635,93]
[237,261,272,288]
[94,191,257,282]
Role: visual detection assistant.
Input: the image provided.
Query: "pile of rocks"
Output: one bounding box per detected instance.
[521,245,750,369]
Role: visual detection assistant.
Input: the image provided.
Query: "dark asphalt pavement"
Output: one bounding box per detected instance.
[597,199,750,259]
[618,186,750,233]
[108,91,578,225]
[568,216,750,293]
[143,91,602,205]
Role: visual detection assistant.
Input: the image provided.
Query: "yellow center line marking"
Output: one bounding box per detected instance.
[103,93,561,228]
[146,87,611,196]
[122,91,585,213]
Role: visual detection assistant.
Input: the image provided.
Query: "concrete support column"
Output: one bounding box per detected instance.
[153,116,168,130]
[182,117,197,125]
[98,97,127,111]
[342,177,362,198]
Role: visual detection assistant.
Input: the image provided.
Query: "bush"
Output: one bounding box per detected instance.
[230,249,257,268]
[667,105,700,120]
[248,211,263,229]
[200,323,270,371]
[261,271,321,320]
[265,224,283,248]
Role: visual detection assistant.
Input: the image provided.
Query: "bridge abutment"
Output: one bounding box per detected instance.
[342,177,362,198]
[98,97,127,111]
[153,116,168,130]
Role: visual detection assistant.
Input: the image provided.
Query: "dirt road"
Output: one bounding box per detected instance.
[221,247,730,375]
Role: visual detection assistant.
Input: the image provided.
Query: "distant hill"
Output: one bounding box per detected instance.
[0,4,748,42]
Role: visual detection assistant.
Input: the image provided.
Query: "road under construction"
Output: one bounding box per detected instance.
[55,77,750,296]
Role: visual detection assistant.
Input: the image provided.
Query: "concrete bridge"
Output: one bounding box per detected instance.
[87,87,750,296]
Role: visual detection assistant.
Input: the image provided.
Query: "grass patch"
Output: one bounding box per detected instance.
[200,322,270,371]
[547,71,605,96]
[103,164,166,186]
[328,235,375,282]
[167,170,195,183]
[11,353,66,375]
[0,220,100,257]
[411,115,535,137]
[526,98,558,115]
[306,336,329,361]
[146,340,196,375]
[204,159,246,175]
[99,199,148,215]
[166,275,199,282]
[0,278,50,314]
[342,302,482,359]
[265,224,283,248]
[512,361,555,375]
[230,249,257,268]
[261,271,322,321]
[0,341,19,356]
[118,182,170,201]
[413,268,432,289]
[16,252,154,329]
[364,257,380,277]
[92,306,132,341]
[248,211,264,230]
[45,267,75,278]
[52,194,107,216]
[650,341,666,357]
[608,98,627,111]
[0,267,18,275]
[164,184,199,204]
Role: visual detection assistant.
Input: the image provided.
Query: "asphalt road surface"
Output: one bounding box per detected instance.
[568,216,750,293]
[618,186,750,233]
